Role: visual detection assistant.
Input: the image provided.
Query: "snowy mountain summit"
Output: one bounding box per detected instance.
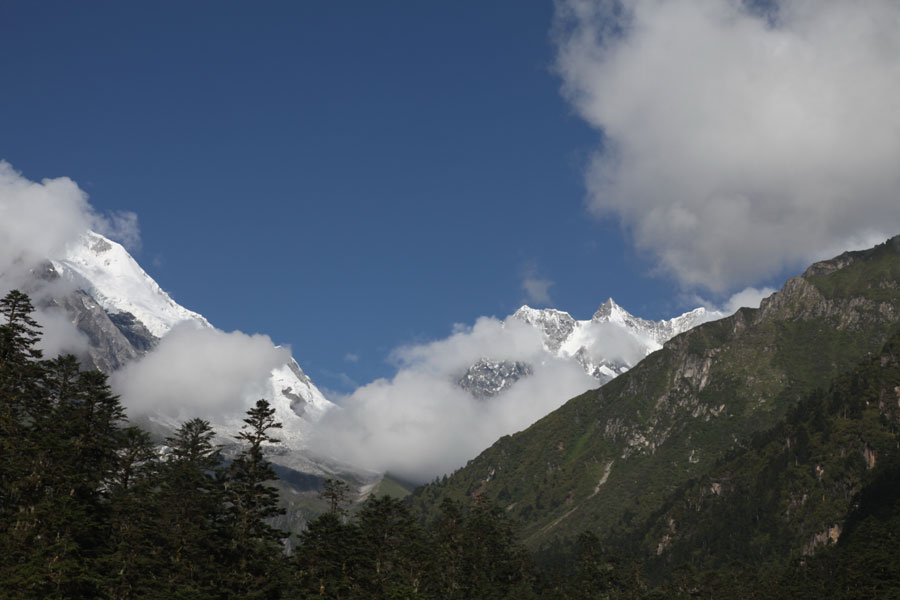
[43,231,334,448]
[513,299,720,383]
[454,299,721,400]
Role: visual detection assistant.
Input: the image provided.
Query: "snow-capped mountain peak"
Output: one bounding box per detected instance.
[591,297,627,322]
[500,299,722,393]
[591,298,719,347]
[51,231,209,338]
[45,230,334,450]
[512,305,576,353]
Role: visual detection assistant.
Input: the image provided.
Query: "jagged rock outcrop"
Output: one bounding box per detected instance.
[458,359,533,399]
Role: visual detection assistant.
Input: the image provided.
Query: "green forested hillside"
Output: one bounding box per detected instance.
[411,237,900,548]
[635,329,900,586]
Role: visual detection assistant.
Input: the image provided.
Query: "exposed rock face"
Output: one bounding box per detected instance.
[512,307,577,353]
[107,311,157,352]
[24,260,156,372]
[458,359,533,399]
[803,525,842,556]
[47,290,153,372]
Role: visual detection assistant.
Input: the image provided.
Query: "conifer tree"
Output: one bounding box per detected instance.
[294,512,360,598]
[154,418,227,598]
[458,496,536,599]
[106,426,161,600]
[356,495,427,597]
[429,498,466,597]
[0,289,43,369]
[0,291,46,598]
[320,478,351,517]
[224,399,287,596]
[0,290,44,515]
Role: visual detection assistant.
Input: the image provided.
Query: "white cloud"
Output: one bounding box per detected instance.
[580,320,654,366]
[98,210,141,253]
[32,306,91,359]
[0,161,142,283]
[690,285,777,316]
[344,353,359,363]
[554,0,900,292]
[311,316,596,483]
[111,323,289,422]
[522,277,555,306]
[721,286,777,314]
[520,262,555,306]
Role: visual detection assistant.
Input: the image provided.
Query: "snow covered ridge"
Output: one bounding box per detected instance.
[50,231,335,447]
[453,300,723,400]
[512,299,723,383]
[52,231,210,337]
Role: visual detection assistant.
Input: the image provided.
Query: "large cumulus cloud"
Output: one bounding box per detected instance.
[554,0,900,292]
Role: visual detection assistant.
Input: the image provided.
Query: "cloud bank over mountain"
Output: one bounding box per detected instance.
[554,0,900,293]
[111,324,290,422]
[0,161,139,282]
[0,163,295,427]
[310,316,596,483]
[0,162,142,358]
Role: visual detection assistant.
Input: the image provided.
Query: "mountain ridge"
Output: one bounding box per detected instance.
[411,235,900,548]
[460,299,722,399]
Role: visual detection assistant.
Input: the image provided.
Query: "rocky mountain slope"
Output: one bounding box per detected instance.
[632,328,900,578]
[411,235,900,548]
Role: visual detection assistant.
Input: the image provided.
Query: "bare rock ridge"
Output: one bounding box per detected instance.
[458,359,533,399]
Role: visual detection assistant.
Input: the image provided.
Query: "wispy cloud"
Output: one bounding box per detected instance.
[554,0,900,293]
[689,286,777,317]
[344,353,359,363]
[98,210,141,252]
[520,262,554,306]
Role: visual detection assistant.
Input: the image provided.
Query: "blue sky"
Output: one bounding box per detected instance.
[3,1,900,395]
